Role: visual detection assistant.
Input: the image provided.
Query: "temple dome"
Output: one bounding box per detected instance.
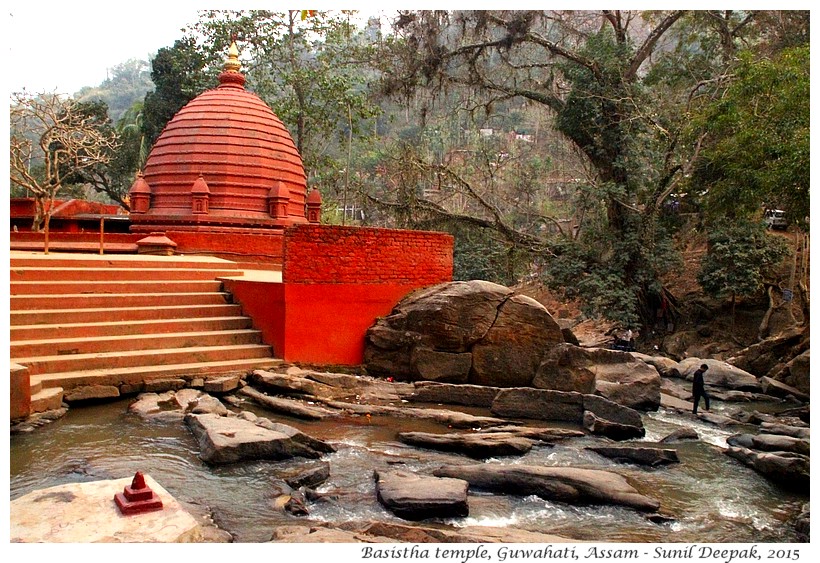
[130,41,307,231]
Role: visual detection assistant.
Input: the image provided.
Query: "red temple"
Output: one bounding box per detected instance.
[129,41,310,233]
[9,41,453,420]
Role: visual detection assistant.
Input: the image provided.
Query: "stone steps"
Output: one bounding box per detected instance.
[9,252,241,270]
[16,343,274,378]
[10,304,245,326]
[10,266,243,282]
[31,358,284,392]
[11,316,253,340]
[9,279,225,295]
[10,291,233,310]
[10,329,265,358]
[8,252,280,415]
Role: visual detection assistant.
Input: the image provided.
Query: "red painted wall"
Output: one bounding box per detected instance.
[282,224,453,284]
[280,283,424,364]
[224,279,426,365]
[165,230,284,265]
[230,224,452,364]
[221,278,286,357]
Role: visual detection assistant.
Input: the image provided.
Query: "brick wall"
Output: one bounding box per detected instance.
[165,230,284,264]
[282,224,453,285]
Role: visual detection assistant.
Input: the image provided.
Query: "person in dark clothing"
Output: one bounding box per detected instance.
[692,363,710,414]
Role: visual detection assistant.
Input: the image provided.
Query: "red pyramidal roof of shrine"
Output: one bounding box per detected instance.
[136,41,307,227]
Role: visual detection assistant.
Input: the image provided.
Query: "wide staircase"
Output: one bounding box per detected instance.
[9,252,281,414]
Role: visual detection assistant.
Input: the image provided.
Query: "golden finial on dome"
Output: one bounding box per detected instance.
[223,36,241,73]
[218,34,246,88]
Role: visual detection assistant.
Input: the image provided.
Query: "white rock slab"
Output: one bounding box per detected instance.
[10,474,202,543]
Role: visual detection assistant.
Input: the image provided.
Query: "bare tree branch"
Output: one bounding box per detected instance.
[625,11,686,81]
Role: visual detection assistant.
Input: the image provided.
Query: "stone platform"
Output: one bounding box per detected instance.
[10,473,202,542]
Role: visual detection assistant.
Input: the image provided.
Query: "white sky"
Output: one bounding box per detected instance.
[4,1,435,95]
[7,2,205,95]
[8,1,806,95]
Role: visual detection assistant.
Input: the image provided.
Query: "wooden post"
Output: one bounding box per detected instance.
[44,216,50,255]
[100,217,105,255]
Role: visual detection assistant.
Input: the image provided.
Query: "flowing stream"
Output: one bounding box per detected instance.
[10,396,807,543]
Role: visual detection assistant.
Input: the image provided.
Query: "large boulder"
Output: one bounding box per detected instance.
[582,394,645,440]
[632,353,680,377]
[552,345,661,410]
[781,349,810,394]
[534,345,661,410]
[726,326,807,379]
[433,464,659,512]
[725,447,809,492]
[364,281,564,386]
[470,293,565,387]
[374,470,469,521]
[677,358,761,391]
[759,377,810,402]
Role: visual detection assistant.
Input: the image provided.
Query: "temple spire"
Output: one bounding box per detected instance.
[218,37,246,88]
[224,38,241,73]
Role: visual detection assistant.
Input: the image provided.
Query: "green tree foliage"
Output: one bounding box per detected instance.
[187,10,381,196]
[697,220,790,327]
[374,10,702,326]
[75,59,154,123]
[690,46,809,230]
[142,38,209,145]
[368,10,809,327]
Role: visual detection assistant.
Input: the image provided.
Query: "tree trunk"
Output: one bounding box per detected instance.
[32,196,45,232]
[757,285,776,340]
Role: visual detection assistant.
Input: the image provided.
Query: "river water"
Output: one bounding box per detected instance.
[10,396,808,543]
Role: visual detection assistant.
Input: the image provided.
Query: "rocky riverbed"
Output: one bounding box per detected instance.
[13,358,807,544]
[10,281,810,543]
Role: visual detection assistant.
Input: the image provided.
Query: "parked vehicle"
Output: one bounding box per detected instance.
[764,209,788,230]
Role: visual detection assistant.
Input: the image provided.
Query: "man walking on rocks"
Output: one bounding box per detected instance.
[692,364,710,415]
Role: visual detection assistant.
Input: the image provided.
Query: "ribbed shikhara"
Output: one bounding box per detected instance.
[138,63,307,226]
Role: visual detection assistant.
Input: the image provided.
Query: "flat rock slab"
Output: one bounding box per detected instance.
[184,412,332,465]
[759,422,810,440]
[725,446,809,492]
[586,445,680,467]
[490,388,646,439]
[397,431,536,459]
[322,399,512,429]
[63,385,120,403]
[433,464,659,513]
[481,425,586,442]
[727,433,810,456]
[374,469,469,521]
[203,375,241,394]
[239,386,339,420]
[250,369,352,400]
[10,474,201,542]
[270,521,581,543]
[410,381,502,407]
